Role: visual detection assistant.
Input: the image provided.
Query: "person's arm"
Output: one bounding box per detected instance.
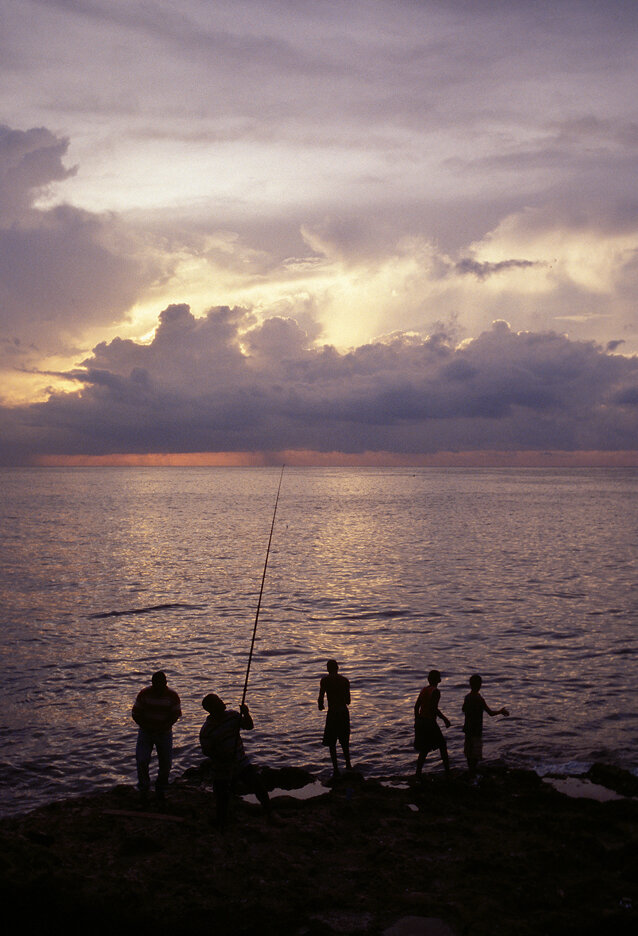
[168,693,182,727]
[432,689,450,728]
[434,690,450,727]
[483,697,509,718]
[240,704,254,730]
[132,691,145,727]
[344,678,351,706]
[436,707,451,728]
[318,678,326,711]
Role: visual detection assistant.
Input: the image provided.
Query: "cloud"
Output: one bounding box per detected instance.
[454,258,541,280]
[1,310,637,464]
[0,124,165,381]
[0,124,76,219]
[3,1,638,423]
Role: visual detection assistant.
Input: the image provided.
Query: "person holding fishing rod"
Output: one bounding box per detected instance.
[199,693,271,829]
[200,467,284,829]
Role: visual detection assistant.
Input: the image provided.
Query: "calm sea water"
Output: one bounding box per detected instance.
[1,466,636,816]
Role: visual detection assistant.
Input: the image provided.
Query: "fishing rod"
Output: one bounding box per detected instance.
[239,463,285,710]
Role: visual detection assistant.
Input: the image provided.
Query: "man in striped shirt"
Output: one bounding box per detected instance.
[132,670,182,805]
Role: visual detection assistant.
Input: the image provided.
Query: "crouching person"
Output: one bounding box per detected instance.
[199,694,271,829]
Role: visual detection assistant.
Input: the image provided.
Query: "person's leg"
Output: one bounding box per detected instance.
[329,743,340,776]
[342,738,352,771]
[464,736,474,776]
[439,743,450,777]
[415,751,426,778]
[468,736,482,779]
[136,729,153,802]
[155,730,173,798]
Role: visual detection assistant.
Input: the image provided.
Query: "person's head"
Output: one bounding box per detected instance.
[202,693,226,716]
[151,671,167,690]
[427,669,442,686]
[469,674,482,692]
[327,659,339,675]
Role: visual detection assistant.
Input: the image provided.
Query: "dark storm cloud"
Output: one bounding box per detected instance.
[0,124,76,217]
[607,340,625,353]
[454,258,540,280]
[1,308,637,463]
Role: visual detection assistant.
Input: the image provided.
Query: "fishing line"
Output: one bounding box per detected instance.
[226,466,285,798]
[239,463,285,709]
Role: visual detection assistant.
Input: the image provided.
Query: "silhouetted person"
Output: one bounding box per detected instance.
[462,674,509,778]
[414,669,450,780]
[132,670,182,805]
[199,694,271,830]
[318,659,352,777]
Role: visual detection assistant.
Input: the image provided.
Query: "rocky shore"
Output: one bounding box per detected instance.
[1,763,636,935]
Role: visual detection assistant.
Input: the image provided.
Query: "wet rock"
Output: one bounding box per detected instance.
[0,766,636,936]
[587,763,638,797]
[259,765,316,791]
[180,762,317,792]
[500,767,542,787]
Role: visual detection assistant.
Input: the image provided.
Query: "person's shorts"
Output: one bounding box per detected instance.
[463,734,483,762]
[414,717,446,753]
[322,708,350,747]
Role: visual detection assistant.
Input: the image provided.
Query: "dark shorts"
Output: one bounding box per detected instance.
[414,717,446,753]
[322,708,350,747]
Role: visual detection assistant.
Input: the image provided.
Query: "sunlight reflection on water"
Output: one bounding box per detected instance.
[1,466,637,815]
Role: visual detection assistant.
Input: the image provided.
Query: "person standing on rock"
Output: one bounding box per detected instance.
[132,670,182,806]
[462,673,509,779]
[413,669,451,780]
[199,693,272,829]
[318,659,353,777]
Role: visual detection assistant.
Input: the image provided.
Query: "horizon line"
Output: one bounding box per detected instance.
[29,449,638,468]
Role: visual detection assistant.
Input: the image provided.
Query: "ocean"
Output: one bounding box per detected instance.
[1,466,636,816]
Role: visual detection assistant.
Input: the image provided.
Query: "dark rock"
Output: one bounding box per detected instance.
[383,918,456,936]
[502,767,543,787]
[325,769,365,788]
[587,763,638,797]
[24,829,55,846]
[119,834,162,856]
[0,766,636,936]
[259,765,316,791]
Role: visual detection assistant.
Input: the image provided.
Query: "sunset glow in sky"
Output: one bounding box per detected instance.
[1,0,638,465]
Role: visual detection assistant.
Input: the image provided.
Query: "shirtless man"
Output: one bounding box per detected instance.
[462,673,509,778]
[318,659,352,777]
[413,669,451,780]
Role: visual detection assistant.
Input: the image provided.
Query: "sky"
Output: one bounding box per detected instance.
[1,0,638,465]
